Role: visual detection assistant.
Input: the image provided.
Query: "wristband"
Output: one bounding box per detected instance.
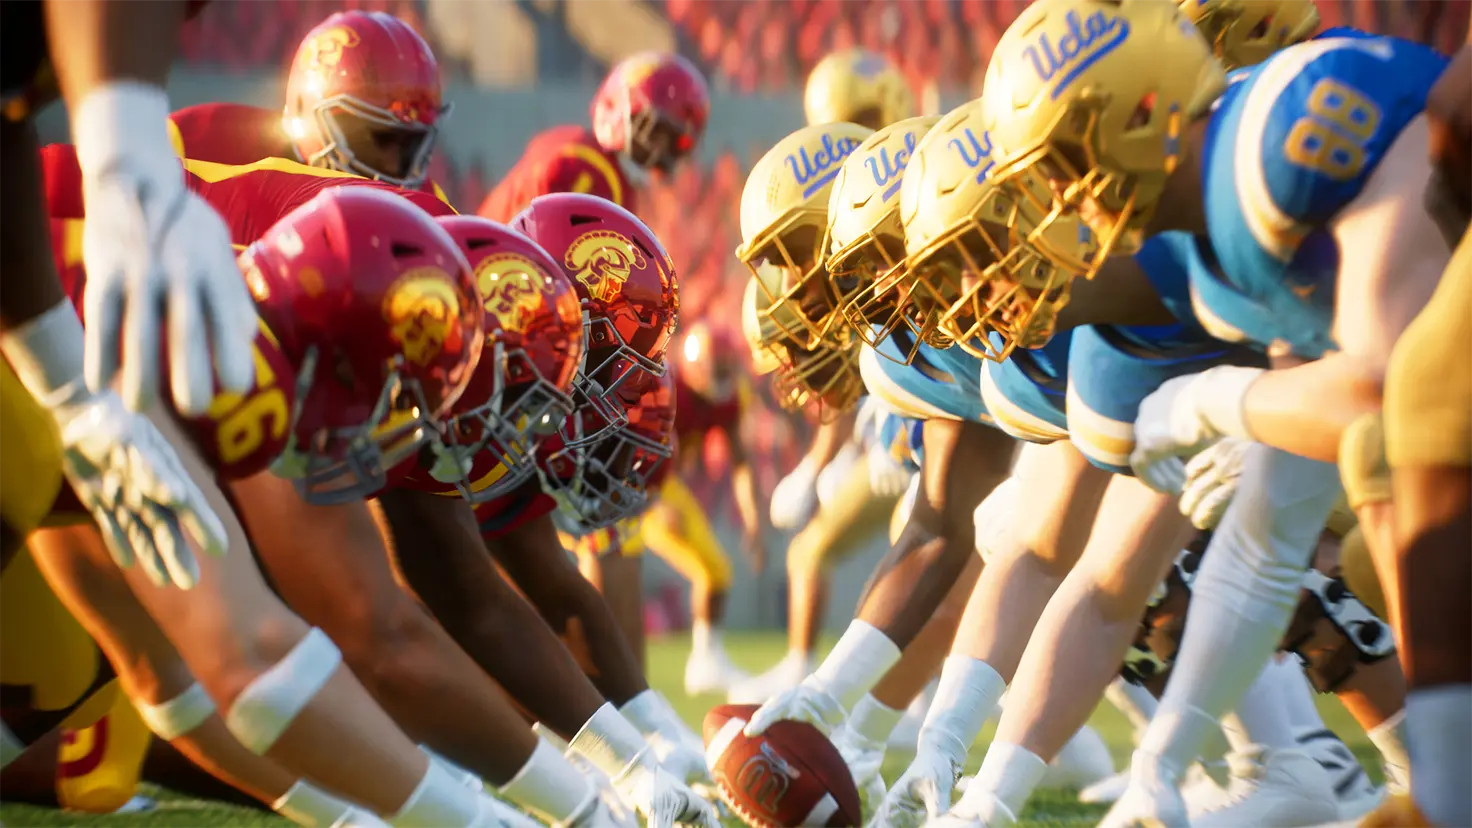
[498,738,595,824]
[0,301,88,407]
[811,620,902,711]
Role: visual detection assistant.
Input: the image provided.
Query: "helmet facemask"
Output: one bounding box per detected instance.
[559,312,666,449]
[273,347,436,504]
[542,422,671,529]
[743,219,842,349]
[294,94,450,188]
[830,223,942,363]
[439,340,575,503]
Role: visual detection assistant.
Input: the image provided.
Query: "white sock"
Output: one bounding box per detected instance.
[1142,450,1340,772]
[1222,659,1298,752]
[691,619,713,655]
[1405,685,1472,827]
[1273,657,1328,734]
[1105,679,1158,741]
[273,780,356,827]
[1365,709,1410,793]
[389,760,479,827]
[957,742,1049,820]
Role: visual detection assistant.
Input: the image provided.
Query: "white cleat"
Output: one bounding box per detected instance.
[725,651,809,704]
[1189,746,1340,828]
[1295,728,1384,822]
[1079,770,1131,804]
[1039,725,1114,791]
[684,649,749,697]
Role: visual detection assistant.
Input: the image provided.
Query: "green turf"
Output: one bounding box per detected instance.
[0,631,1383,827]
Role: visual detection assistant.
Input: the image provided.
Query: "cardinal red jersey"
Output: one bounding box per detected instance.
[46,216,296,484]
[472,486,556,540]
[40,144,453,257]
[476,125,637,223]
[168,102,452,204]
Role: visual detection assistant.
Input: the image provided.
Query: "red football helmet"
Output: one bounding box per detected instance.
[541,370,676,530]
[512,193,679,448]
[283,11,448,188]
[591,52,710,174]
[416,215,585,503]
[240,186,483,504]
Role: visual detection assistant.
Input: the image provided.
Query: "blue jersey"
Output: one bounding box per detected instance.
[861,328,993,426]
[981,330,1072,443]
[1198,32,1447,357]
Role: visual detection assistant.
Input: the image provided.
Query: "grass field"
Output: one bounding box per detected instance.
[0,632,1383,827]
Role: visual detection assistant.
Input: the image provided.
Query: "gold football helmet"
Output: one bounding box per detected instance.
[741,276,863,419]
[982,0,1225,275]
[824,114,941,361]
[736,121,875,350]
[898,99,1089,360]
[1179,0,1320,69]
[804,49,917,130]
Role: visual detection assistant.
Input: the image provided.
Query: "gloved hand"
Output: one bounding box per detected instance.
[1096,752,1190,828]
[744,675,848,738]
[770,457,820,529]
[832,724,887,819]
[569,704,717,828]
[73,81,258,416]
[1130,367,1263,496]
[620,691,712,789]
[1179,438,1254,530]
[872,749,960,827]
[1,303,228,590]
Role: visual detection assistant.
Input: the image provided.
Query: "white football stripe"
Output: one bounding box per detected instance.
[705,716,746,770]
[801,793,838,827]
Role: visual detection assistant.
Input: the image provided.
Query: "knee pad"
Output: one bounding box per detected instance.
[1339,412,1391,510]
[226,627,341,755]
[1121,546,1203,686]
[1281,570,1396,693]
[134,682,216,740]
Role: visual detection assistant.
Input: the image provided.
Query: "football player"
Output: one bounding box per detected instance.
[934,1,1450,825]
[1,0,252,593]
[169,10,451,199]
[1372,12,1472,827]
[476,51,709,222]
[733,46,924,706]
[33,184,533,827]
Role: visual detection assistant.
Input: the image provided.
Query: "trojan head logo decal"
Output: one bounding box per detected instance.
[564,230,647,304]
[300,25,361,72]
[382,268,462,367]
[475,254,545,333]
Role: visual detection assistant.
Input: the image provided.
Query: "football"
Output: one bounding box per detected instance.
[702,703,862,828]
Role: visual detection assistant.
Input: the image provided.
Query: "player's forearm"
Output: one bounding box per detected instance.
[44,0,187,102]
[528,574,651,706]
[1241,353,1383,463]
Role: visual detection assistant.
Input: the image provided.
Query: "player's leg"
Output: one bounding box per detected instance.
[26,523,360,824]
[1382,227,1472,828]
[951,474,1193,824]
[641,475,744,694]
[573,521,646,672]
[229,471,537,787]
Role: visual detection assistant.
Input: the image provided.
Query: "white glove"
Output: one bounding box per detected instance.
[1179,438,1253,530]
[1096,752,1189,828]
[867,442,915,498]
[619,690,711,789]
[73,81,258,416]
[569,704,717,828]
[743,676,848,738]
[770,458,820,529]
[1129,367,1263,496]
[874,749,959,827]
[1,303,228,589]
[833,724,888,819]
[816,442,862,510]
[556,782,638,828]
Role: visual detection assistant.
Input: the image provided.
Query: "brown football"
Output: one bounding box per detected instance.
[702,703,861,828]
